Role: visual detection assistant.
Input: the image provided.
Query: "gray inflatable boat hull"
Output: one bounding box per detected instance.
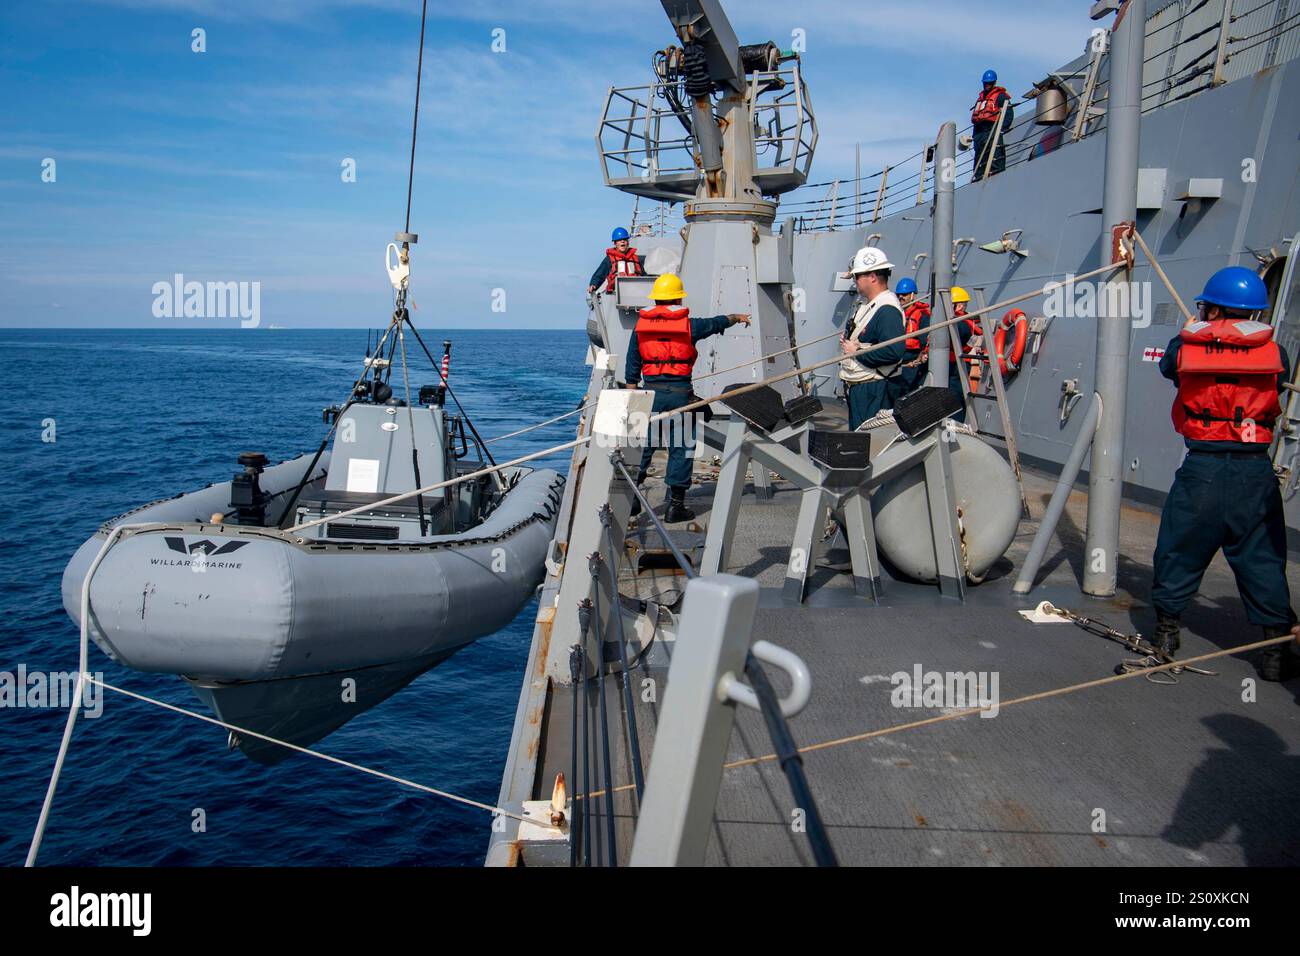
[61,456,564,682]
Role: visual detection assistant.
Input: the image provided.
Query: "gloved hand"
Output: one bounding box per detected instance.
[728,313,751,326]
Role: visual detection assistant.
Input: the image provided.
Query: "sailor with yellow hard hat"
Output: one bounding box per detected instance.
[625,273,751,523]
[946,285,979,423]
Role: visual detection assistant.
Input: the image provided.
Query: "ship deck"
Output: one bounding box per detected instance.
[514,409,1300,867]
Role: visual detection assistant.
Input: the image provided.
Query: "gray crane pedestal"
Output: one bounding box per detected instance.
[699,389,968,604]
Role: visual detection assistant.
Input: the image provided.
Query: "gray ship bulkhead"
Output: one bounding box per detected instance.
[789,56,1300,516]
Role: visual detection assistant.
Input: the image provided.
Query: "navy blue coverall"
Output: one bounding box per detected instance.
[626,314,731,489]
[1150,336,1296,628]
[946,319,975,423]
[844,303,907,430]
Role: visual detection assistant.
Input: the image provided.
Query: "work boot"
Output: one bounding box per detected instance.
[1258,624,1300,682]
[1152,613,1182,658]
[664,489,695,524]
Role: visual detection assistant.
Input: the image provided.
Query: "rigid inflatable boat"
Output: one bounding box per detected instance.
[62,340,563,761]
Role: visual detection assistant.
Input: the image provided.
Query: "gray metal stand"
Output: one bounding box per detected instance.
[700,414,967,603]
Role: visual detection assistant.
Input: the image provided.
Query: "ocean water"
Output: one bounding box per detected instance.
[0,327,589,866]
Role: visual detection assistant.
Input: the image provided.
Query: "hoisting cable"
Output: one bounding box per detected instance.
[401,315,501,472]
[275,318,403,525]
[404,0,427,236]
[397,319,430,535]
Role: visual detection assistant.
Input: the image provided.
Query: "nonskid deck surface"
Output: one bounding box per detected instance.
[533,415,1300,866]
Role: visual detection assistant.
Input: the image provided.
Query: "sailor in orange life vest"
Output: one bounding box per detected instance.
[895,277,931,394]
[1151,266,1300,681]
[625,273,751,523]
[839,246,908,430]
[946,286,979,423]
[971,69,1013,182]
[587,227,645,295]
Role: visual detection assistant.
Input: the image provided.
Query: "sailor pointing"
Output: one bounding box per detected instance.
[1150,266,1300,680]
[625,273,750,523]
[839,246,907,430]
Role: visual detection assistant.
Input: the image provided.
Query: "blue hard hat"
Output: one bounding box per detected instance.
[1197,266,1269,312]
[611,227,630,242]
[896,277,918,295]
[982,69,998,84]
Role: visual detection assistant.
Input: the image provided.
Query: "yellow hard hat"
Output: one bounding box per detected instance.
[950,285,971,304]
[648,273,687,301]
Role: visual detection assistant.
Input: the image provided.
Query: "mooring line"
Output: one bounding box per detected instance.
[578,634,1294,799]
[87,676,551,827]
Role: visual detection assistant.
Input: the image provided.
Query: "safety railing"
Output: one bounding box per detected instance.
[597,62,816,203]
[746,64,818,194]
[778,0,1300,233]
[560,442,832,866]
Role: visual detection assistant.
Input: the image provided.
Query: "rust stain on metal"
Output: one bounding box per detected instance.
[984,798,1061,865]
[913,812,929,828]
[533,608,555,679]
[1094,835,1108,849]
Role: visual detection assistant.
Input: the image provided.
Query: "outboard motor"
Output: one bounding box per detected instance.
[230,451,271,525]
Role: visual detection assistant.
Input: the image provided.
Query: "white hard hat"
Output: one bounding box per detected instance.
[842,246,895,278]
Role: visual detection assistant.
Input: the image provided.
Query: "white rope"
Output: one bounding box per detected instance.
[26,522,148,866]
[25,517,553,866]
[84,676,547,829]
[484,403,595,445]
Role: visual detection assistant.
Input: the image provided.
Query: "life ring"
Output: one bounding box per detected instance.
[992,309,1029,375]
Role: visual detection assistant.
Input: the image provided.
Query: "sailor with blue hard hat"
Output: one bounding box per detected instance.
[894,277,932,394]
[1150,265,1300,680]
[587,226,645,295]
[971,69,1012,181]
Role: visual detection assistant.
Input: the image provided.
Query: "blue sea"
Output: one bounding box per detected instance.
[0,328,590,866]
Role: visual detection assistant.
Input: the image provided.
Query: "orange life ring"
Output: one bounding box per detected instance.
[992,308,1029,375]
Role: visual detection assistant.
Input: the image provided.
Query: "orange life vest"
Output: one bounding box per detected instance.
[636,305,696,378]
[904,301,931,353]
[1172,318,1283,443]
[971,86,1009,125]
[605,246,643,292]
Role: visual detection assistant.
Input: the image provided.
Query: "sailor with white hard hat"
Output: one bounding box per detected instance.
[838,246,908,430]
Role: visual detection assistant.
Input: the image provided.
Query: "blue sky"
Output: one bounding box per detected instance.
[0,0,1099,329]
